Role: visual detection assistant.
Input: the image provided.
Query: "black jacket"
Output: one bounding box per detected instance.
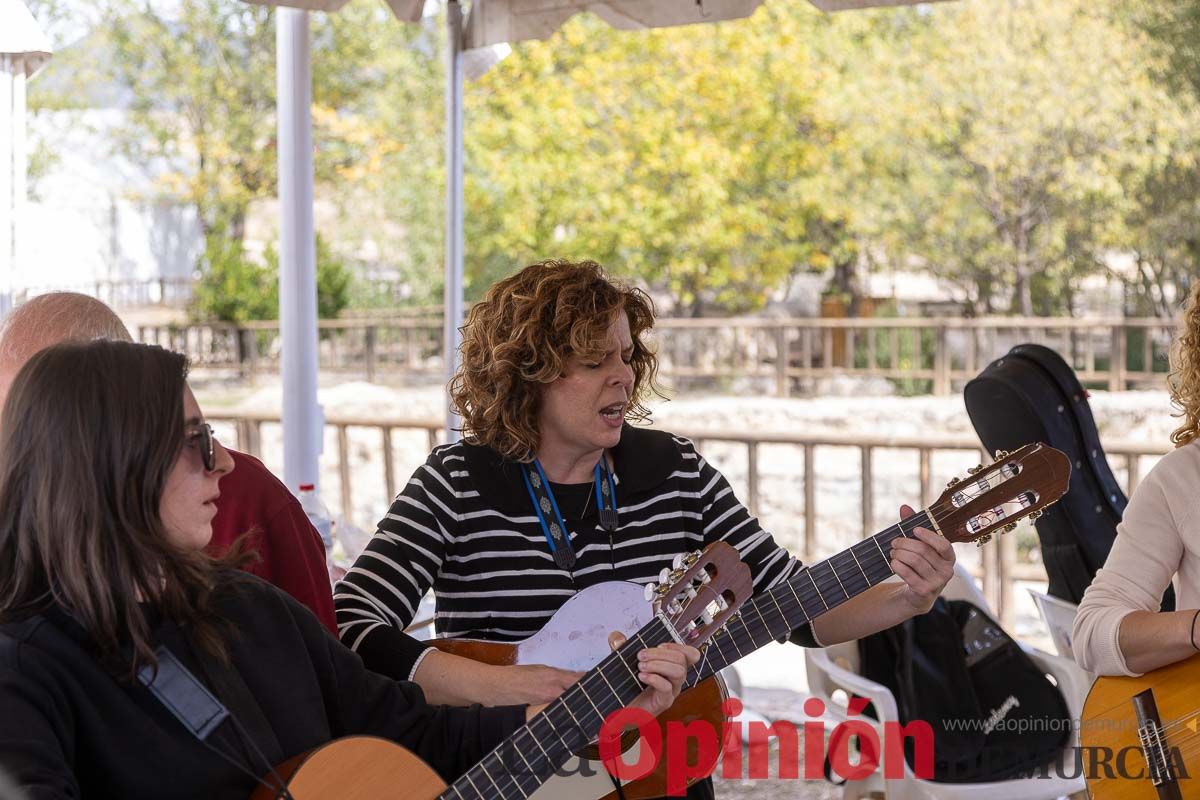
[0,576,525,799]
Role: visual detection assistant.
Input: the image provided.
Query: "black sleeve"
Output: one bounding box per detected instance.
[290,590,526,783]
[335,451,452,679]
[0,642,79,799]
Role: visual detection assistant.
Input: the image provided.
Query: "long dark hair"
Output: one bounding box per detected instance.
[0,340,234,676]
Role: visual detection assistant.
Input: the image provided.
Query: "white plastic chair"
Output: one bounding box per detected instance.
[804,563,1089,800]
[1027,588,1082,662]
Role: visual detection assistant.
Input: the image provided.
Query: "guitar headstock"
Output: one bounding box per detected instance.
[644,542,752,647]
[932,442,1070,547]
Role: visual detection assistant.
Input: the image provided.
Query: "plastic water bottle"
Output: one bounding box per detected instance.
[297,483,334,577]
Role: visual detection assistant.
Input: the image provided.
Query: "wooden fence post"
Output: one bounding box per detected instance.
[804,444,816,563]
[365,325,377,383]
[933,324,950,396]
[861,445,874,534]
[239,328,258,381]
[382,427,396,501]
[337,425,353,526]
[998,527,1016,631]
[1109,324,1127,391]
[775,326,789,398]
[746,441,760,518]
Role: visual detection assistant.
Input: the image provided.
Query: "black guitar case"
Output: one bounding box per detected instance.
[963,343,1175,610]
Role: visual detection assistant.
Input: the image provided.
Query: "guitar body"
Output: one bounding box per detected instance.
[248,736,445,799]
[1080,653,1200,799]
[430,580,729,800]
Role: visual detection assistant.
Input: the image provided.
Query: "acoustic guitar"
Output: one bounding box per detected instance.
[250,541,753,799]
[1080,654,1200,799]
[435,441,1073,800]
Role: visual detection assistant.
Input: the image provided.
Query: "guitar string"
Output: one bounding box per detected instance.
[1130,705,1200,740]
[677,447,1049,680]
[453,639,652,799]
[448,621,688,799]
[694,449,1055,680]
[447,450,1053,798]
[499,628,666,795]
[1085,724,1200,785]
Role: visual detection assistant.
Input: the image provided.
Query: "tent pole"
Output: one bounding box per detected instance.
[443,0,464,443]
[0,56,15,316]
[276,7,322,492]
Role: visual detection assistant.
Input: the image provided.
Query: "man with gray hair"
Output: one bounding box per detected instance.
[0,293,336,632]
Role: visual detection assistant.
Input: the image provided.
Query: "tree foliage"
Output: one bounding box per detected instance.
[464,8,851,314]
[190,233,352,322]
[26,0,1200,319]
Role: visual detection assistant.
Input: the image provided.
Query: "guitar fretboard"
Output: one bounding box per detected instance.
[686,509,934,685]
[439,616,676,800]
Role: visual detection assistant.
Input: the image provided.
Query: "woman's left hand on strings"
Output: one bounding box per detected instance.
[610,632,699,717]
[891,504,957,614]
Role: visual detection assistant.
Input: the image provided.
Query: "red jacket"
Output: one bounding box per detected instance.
[206,450,337,634]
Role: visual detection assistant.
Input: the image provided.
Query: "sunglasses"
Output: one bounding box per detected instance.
[188,423,216,472]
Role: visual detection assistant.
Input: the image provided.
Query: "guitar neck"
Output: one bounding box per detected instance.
[686,509,932,684]
[441,615,677,800]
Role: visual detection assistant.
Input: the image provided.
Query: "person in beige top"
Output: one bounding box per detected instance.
[1073,281,1200,676]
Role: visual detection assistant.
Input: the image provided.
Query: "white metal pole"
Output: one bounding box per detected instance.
[276,7,322,492]
[8,60,25,317]
[443,0,464,443]
[0,56,14,317]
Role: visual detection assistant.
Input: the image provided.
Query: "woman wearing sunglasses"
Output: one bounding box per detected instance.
[0,340,695,799]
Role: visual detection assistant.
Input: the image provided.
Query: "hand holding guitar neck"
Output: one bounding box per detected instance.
[250,541,752,799]
[610,630,700,719]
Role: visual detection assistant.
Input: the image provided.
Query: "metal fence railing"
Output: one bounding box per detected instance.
[206,411,1168,629]
[152,315,1178,395]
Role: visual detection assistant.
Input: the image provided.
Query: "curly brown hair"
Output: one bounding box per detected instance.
[1170,281,1200,447]
[450,259,661,460]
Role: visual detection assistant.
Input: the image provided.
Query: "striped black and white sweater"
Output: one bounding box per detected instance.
[334,425,816,681]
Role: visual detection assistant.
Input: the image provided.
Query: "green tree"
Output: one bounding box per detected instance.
[819,0,1173,316]
[191,234,353,322]
[1115,2,1200,316]
[30,0,395,241]
[190,231,277,323]
[463,6,846,315]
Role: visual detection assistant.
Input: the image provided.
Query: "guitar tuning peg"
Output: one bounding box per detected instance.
[1004,522,1018,533]
[975,533,993,548]
[669,568,684,582]
[644,583,657,602]
[967,464,983,475]
[946,476,961,488]
[672,554,684,569]
[658,567,670,584]
[994,449,1010,459]
[686,551,700,565]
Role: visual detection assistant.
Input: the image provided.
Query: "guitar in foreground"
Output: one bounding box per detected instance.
[1081,654,1200,800]
[436,441,1074,800]
[249,541,752,799]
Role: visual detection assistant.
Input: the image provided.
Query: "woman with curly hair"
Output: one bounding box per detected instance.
[0,339,694,798]
[1075,282,1200,676]
[336,260,956,798]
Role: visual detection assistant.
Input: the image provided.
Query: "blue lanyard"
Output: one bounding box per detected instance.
[521,457,619,571]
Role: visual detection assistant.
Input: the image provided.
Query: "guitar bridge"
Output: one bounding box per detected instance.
[1132,689,1184,800]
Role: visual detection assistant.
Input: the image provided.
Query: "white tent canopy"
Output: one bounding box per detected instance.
[247,0,947,48]
[243,0,945,494]
[2,0,52,318]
